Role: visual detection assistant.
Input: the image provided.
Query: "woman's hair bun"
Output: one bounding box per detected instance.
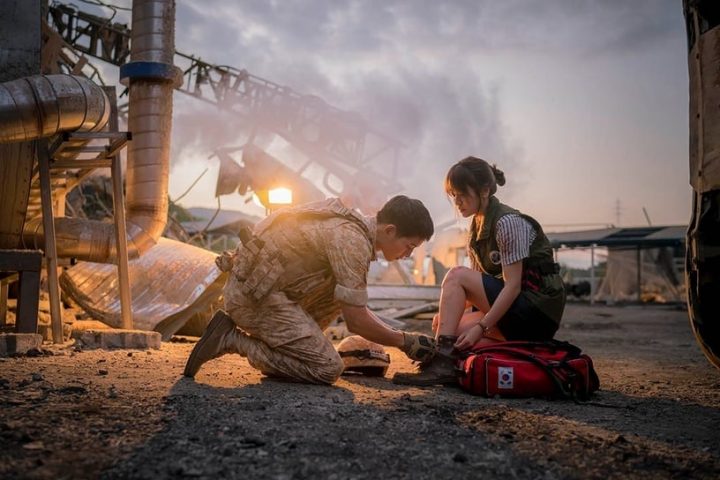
[490,164,506,186]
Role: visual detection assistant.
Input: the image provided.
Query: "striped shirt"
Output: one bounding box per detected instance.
[496,214,537,266]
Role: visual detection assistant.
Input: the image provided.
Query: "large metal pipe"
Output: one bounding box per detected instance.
[120,0,177,259]
[0,75,109,143]
[11,0,178,262]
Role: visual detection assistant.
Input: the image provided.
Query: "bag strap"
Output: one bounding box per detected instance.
[468,340,583,358]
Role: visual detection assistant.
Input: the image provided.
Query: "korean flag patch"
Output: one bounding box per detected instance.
[498,366,514,389]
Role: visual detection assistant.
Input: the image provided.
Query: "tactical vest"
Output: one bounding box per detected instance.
[218,198,373,304]
[468,196,565,325]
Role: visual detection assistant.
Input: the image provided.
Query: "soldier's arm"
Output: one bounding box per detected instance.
[341,304,404,347]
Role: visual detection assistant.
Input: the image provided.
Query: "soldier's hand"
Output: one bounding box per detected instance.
[215,250,235,272]
[400,332,436,362]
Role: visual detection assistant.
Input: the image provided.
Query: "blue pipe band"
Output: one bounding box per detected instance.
[120,61,182,86]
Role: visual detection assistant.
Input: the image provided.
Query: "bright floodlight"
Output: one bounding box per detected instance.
[268,187,293,205]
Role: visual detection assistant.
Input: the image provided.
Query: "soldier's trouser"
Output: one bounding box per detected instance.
[223,278,344,385]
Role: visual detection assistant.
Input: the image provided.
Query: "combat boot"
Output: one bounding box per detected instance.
[184,310,243,377]
[392,335,459,386]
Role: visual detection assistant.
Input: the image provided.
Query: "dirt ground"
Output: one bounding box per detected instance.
[1,302,719,480]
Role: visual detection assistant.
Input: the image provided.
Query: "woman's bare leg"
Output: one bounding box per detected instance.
[456,310,507,344]
[437,267,492,338]
[392,271,502,385]
[432,310,479,335]
[456,310,484,336]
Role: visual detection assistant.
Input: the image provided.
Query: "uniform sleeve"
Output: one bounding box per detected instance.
[325,222,373,306]
[496,214,537,266]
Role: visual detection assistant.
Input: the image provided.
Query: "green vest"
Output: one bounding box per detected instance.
[468,196,565,325]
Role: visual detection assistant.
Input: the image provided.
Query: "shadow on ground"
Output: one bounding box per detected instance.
[100,372,720,480]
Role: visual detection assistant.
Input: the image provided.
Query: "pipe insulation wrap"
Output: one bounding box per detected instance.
[0,75,109,143]
[121,0,177,258]
[131,1,175,64]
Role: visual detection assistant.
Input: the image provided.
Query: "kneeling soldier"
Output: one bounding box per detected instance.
[184,195,436,384]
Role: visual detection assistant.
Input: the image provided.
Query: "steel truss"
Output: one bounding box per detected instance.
[46,3,403,195]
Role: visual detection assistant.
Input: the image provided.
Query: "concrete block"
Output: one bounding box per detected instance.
[0,333,42,356]
[61,321,108,345]
[72,329,161,350]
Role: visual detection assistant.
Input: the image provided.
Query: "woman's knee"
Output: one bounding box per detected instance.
[442,266,471,288]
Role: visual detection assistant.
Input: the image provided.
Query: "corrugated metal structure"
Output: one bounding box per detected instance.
[60,237,225,339]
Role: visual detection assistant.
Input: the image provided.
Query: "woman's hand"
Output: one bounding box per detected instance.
[431,313,440,334]
[454,323,486,350]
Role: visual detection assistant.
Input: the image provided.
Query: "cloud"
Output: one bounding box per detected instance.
[168,1,527,218]
[87,0,683,224]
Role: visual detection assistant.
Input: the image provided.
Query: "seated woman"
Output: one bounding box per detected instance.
[393,156,566,386]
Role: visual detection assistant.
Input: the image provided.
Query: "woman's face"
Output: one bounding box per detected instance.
[450,188,481,218]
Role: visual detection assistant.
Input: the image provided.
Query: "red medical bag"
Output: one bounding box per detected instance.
[457,341,600,400]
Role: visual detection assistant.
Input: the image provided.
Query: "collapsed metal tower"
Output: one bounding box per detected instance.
[44,2,404,208]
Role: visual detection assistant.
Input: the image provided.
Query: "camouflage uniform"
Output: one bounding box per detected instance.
[219,199,376,384]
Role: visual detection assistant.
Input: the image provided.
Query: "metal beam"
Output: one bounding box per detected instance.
[37,140,64,343]
[105,86,133,330]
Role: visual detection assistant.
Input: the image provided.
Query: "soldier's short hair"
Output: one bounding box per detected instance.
[377,195,434,240]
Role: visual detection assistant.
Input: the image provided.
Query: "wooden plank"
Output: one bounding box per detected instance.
[367,299,431,311]
[367,284,440,301]
[386,301,439,319]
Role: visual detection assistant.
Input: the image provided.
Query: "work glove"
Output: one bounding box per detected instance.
[400,332,437,362]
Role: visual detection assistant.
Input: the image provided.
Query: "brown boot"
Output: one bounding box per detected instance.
[392,335,459,386]
[183,310,241,378]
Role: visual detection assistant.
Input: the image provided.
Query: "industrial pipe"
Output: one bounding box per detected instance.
[0,74,109,143]
[15,0,179,262]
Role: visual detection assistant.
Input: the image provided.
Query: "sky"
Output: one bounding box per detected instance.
[83,0,691,235]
